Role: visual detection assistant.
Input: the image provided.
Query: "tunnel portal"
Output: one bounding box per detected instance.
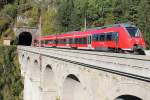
[18,32,32,46]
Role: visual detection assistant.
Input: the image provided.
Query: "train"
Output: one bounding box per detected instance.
[33,23,146,55]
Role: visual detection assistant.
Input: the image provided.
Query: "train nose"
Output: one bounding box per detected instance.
[133,38,143,46]
[134,39,140,44]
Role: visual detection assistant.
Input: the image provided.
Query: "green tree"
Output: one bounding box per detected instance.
[0,4,17,18]
[137,0,150,49]
[42,9,57,35]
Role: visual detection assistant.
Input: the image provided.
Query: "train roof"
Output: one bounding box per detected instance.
[85,22,136,31]
[57,22,136,34]
[39,22,136,38]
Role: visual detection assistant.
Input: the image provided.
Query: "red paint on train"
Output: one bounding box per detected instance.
[33,23,146,53]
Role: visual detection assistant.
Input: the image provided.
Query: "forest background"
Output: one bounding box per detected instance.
[0,0,150,49]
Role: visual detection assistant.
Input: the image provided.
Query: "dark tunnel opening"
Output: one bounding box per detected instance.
[18,32,32,46]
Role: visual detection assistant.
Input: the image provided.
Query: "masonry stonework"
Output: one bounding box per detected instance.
[18,47,150,100]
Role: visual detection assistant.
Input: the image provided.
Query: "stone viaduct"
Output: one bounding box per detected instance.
[18,46,150,100]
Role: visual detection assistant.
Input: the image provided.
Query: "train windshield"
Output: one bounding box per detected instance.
[126,27,141,37]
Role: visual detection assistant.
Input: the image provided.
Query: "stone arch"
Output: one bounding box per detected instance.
[18,32,32,46]
[115,95,142,100]
[42,64,56,91]
[40,64,57,100]
[27,56,30,62]
[62,74,90,100]
[30,59,41,100]
[26,56,31,76]
[22,54,24,60]
[24,56,32,100]
[31,59,40,81]
[20,54,25,75]
[108,82,147,100]
[19,53,25,64]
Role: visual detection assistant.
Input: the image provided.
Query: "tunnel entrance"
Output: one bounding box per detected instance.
[18,32,32,46]
[115,95,142,100]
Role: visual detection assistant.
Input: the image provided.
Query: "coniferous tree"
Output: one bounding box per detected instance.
[137,0,150,49]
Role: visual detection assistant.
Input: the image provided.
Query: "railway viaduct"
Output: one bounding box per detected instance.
[18,46,150,100]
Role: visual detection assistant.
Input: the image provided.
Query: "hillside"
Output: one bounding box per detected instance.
[0,0,150,49]
[0,46,23,100]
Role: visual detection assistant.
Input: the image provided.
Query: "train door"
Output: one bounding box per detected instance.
[87,35,92,48]
[114,32,119,51]
[66,38,70,47]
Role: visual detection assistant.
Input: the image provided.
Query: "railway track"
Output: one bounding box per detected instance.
[20,46,150,68]
[41,47,150,61]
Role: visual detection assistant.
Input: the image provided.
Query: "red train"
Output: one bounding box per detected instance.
[33,23,146,54]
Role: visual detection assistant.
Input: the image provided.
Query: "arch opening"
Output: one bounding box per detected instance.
[115,95,142,100]
[34,60,38,65]
[29,59,40,81]
[22,54,24,58]
[42,65,55,91]
[18,32,32,46]
[67,74,80,82]
[62,74,90,100]
[27,57,30,60]
[21,54,24,61]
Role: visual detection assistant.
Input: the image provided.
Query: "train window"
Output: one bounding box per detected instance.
[45,40,48,44]
[59,40,62,44]
[93,34,105,41]
[34,39,38,43]
[74,38,87,44]
[58,39,62,44]
[82,37,87,44]
[99,34,105,41]
[60,39,62,44]
[75,38,78,44]
[92,34,99,41]
[58,39,66,44]
[106,32,119,41]
[69,38,73,44]
[112,32,118,41]
[126,27,138,37]
[50,40,53,44]
[55,40,58,44]
[41,40,45,44]
[106,33,112,41]
[78,38,81,44]
[45,40,55,44]
[63,39,66,44]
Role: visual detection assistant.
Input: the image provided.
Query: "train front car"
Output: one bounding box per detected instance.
[123,23,146,55]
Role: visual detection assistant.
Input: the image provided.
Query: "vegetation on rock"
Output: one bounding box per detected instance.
[0,46,23,100]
